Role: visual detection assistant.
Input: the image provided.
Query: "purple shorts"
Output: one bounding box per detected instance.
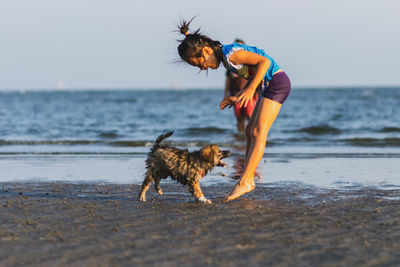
[262,72,291,104]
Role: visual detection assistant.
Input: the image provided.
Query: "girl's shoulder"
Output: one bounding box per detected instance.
[222,43,247,55]
[221,43,248,70]
[222,43,266,58]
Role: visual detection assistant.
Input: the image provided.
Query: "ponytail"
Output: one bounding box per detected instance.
[179,17,196,36]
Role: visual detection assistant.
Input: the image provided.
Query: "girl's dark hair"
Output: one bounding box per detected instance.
[177,17,223,64]
[234,38,245,44]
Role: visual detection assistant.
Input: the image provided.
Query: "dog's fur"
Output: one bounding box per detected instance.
[139,131,230,204]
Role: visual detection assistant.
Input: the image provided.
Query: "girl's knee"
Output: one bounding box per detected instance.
[246,125,259,139]
[252,127,261,139]
[245,123,253,139]
[250,125,269,141]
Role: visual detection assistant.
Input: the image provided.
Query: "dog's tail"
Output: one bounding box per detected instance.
[154,131,174,147]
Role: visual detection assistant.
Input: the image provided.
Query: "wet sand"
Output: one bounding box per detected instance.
[1,182,400,266]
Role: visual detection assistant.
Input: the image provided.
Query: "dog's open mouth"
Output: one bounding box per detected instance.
[217,159,227,167]
[217,150,230,167]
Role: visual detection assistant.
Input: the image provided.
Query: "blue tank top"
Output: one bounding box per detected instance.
[221,43,281,82]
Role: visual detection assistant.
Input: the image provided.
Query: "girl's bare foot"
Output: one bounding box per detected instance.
[224,180,255,202]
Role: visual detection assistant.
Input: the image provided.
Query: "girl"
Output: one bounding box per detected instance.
[177,19,291,202]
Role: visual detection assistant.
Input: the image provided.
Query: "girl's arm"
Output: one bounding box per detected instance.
[220,76,235,110]
[229,50,270,107]
[224,75,231,98]
[220,96,237,110]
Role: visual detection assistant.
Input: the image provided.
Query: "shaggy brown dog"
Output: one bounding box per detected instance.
[139,131,230,204]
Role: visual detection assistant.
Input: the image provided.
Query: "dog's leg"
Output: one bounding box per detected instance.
[189,181,212,204]
[154,171,169,196]
[154,178,163,196]
[139,171,154,202]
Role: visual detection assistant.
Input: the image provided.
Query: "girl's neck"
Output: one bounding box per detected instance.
[215,45,228,68]
[214,46,224,67]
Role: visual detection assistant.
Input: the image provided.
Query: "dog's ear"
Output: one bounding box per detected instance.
[200,145,220,164]
[200,145,214,163]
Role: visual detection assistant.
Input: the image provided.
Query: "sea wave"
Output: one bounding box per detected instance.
[2,136,400,148]
[0,140,101,145]
[340,138,400,147]
[181,127,229,136]
[295,125,341,135]
[0,139,237,148]
[379,127,400,133]
[98,131,120,139]
[107,98,137,103]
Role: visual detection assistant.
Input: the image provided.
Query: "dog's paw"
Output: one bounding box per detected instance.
[197,196,212,204]
[139,195,147,202]
[156,189,163,196]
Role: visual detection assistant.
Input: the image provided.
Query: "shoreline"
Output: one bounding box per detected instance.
[1,153,400,189]
[1,182,400,266]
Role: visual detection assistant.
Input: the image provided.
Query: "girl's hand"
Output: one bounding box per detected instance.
[219,96,237,110]
[226,49,270,108]
[235,88,255,108]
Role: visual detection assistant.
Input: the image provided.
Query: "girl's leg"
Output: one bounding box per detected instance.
[234,103,245,132]
[244,96,262,162]
[232,99,260,178]
[225,98,282,201]
[236,116,245,132]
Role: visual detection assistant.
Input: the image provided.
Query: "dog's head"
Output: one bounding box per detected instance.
[200,145,230,167]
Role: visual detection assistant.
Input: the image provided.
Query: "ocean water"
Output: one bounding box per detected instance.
[1,88,400,151]
[1,88,400,187]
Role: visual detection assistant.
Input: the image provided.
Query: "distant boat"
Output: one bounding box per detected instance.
[57,80,65,90]
[171,83,180,90]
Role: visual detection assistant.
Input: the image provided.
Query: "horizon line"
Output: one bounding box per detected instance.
[1,84,400,92]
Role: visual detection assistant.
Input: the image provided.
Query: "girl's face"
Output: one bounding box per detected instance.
[186,46,219,71]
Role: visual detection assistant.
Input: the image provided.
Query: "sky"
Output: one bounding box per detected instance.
[0,0,399,90]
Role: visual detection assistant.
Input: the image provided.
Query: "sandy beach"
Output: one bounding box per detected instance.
[1,182,400,266]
